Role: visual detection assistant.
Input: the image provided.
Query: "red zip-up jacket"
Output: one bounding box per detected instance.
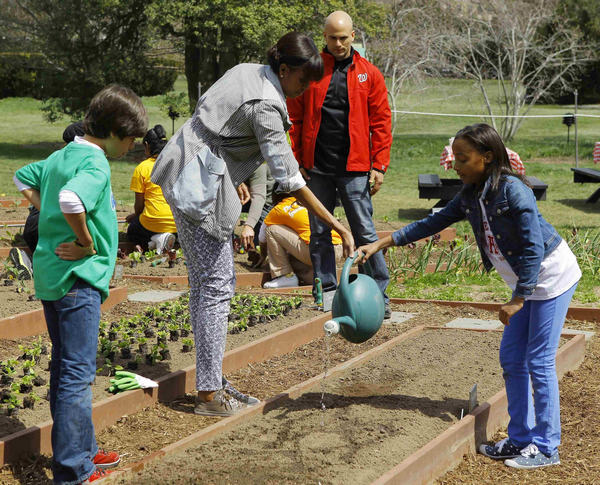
[287,50,392,173]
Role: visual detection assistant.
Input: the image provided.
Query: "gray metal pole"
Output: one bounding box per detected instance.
[574,89,579,168]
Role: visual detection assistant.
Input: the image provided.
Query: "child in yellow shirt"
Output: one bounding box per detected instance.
[126,125,177,253]
[260,193,342,287]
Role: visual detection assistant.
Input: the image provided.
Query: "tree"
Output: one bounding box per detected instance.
[439,0,592,141]
[147,0,386,110]
[553,0,600,103]
[368,1,445,132]
[2,0,177,120]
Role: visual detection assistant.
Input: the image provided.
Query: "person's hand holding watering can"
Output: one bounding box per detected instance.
[357,235,394,264]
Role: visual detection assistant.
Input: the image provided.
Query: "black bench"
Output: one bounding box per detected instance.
[418,174,548,213]
[571,167,600,203]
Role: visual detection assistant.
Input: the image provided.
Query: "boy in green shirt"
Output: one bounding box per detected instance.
[14,84,147,485]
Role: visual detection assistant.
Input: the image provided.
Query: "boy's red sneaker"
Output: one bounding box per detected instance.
[92,449,121,468]
[79,467,113,483]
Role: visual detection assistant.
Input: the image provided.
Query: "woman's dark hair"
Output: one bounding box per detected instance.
[454,123,527,191]
[267,32,323,83]
[83,84,148,140]
[143,124,168,157]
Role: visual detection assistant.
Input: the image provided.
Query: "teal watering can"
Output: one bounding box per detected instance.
[323,253,385,343]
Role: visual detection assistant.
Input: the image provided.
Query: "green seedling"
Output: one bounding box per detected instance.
[21,359,36,376]
[181,338,194,353]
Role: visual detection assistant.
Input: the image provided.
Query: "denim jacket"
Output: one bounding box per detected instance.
[392,175,562,297]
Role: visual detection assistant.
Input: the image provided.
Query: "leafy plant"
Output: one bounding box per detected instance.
[181,338,193,353]
[21,359,36,376]
[129,251,142,267]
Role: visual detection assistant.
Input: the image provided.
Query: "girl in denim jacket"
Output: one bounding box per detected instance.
[358,123,580,470]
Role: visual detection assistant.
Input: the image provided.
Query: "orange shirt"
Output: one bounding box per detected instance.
[264,197,342,245]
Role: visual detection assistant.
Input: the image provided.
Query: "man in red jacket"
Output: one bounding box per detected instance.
[287,10,392,316]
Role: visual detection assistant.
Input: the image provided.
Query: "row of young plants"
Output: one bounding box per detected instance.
[0,337,48,416]
[100,292,302,372]
[97,293,192,374]
[119,246,185,269]
[0,292,305,415]
[228,293,303,333]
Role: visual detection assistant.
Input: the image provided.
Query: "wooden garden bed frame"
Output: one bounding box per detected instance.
[100,324,586,485]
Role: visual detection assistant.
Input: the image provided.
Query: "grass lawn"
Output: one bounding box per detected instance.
[0,76,598,304]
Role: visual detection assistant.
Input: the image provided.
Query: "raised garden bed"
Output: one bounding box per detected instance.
[0,292,320,464]
[0,282,127,339]
[104,325,583,485]
[0,300,589,484]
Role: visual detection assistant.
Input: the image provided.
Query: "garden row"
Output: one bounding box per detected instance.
[0,292,304,422]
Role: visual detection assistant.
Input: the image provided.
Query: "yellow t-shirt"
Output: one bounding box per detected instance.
[264,197,342,245]
[130,157,177,233]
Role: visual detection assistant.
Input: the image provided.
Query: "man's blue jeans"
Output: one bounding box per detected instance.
[306,172,389,303]
[500,282,578,457]
[43,279,100,484]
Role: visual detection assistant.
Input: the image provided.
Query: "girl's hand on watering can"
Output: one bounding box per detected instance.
[357,241,380,264]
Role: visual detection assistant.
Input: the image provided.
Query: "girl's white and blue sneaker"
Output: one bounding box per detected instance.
[504,443,560,469]
[479,437,523,459]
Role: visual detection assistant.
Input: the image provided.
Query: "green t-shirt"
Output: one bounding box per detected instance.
[15,143,118,302]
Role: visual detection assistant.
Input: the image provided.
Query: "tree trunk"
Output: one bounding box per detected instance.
[184,30,201,112]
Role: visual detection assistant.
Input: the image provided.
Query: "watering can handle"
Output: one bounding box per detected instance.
[343,251,376,278]
[339,252,360,295]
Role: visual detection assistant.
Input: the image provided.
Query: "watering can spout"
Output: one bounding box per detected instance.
[323,319,339,336]
[323,316,357,337]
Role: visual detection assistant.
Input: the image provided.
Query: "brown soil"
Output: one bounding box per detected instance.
[0,279,39,318]
[120,327,505,484]
[0,206,30,221]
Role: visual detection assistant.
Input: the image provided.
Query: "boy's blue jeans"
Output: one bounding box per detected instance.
[43,279,100,485]
[500,282,577,457]
[306,172,389,303]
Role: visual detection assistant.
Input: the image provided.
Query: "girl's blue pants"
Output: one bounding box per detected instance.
[500,282,578,456]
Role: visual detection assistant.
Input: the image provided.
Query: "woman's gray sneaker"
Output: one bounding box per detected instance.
[221,376,260,405]
[504,444,560,469]
[478,438,522,459]
[194,390,248,417]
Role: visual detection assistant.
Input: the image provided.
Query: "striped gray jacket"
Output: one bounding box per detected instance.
[151,63,305,242]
